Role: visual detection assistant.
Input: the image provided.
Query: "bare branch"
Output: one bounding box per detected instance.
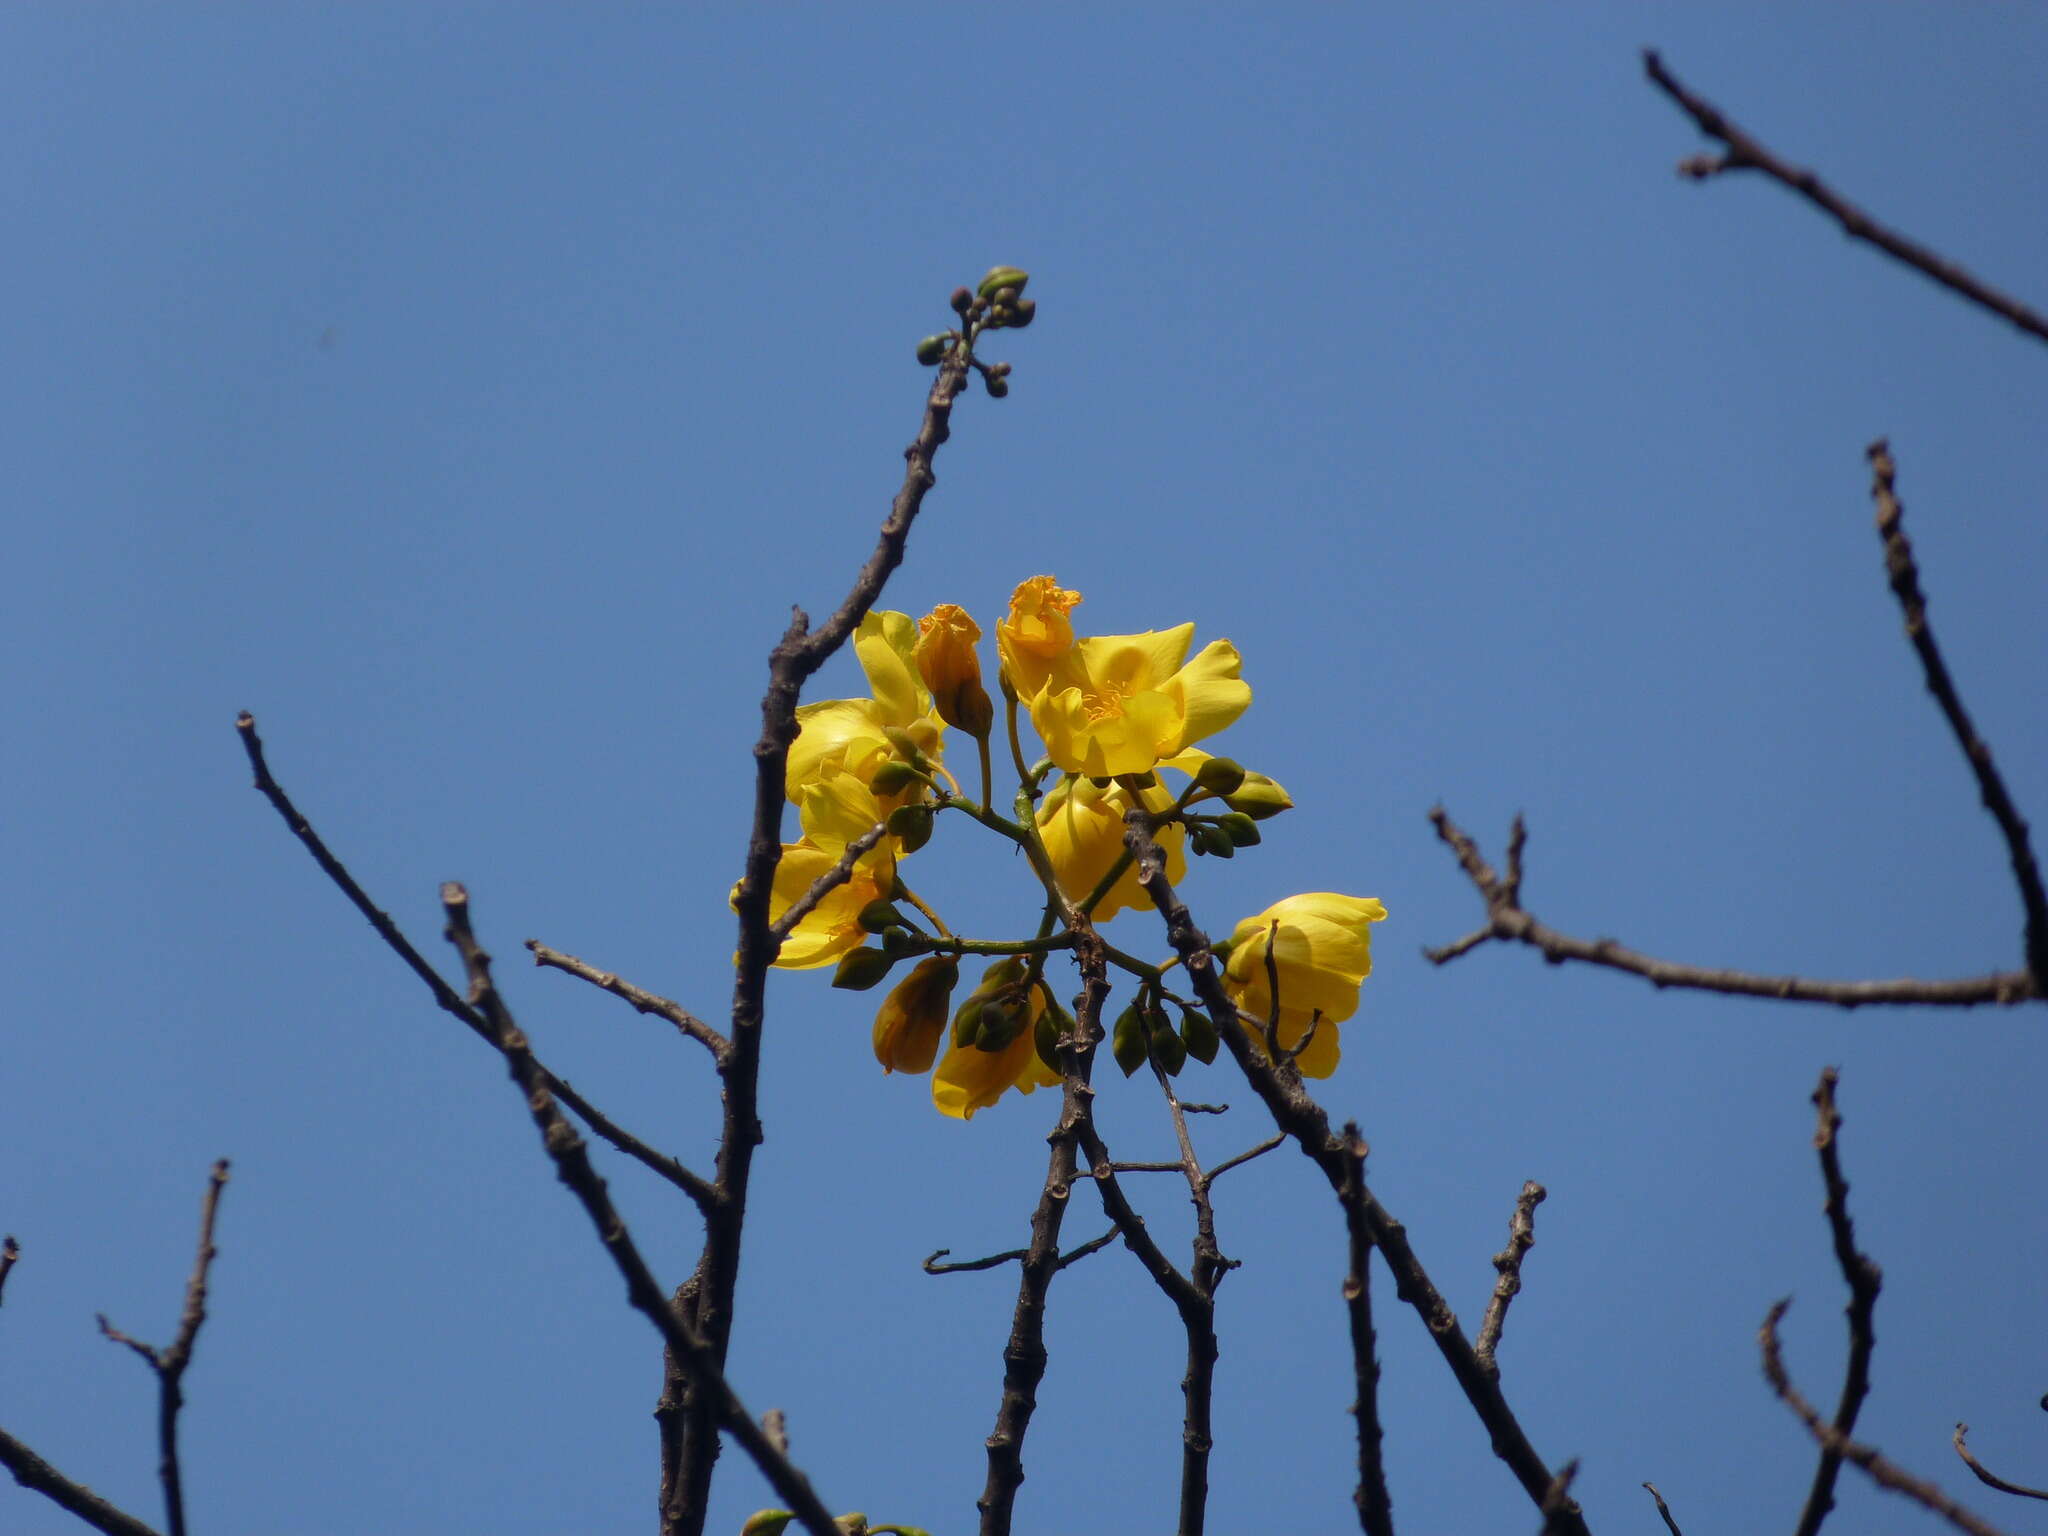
[1201,1134,1285,1188]
[1867,441,2048,991]
[525,940,729,1061]
[1953,1423,2048,1503]
[0,1429,164,1536]
[921,1228,1117,1277]
[1338,1124,1392,1536]
[1426,807,2035,1007]
[769,821,888,942]
[1475,1180,1547,1381]
[1762,1301,2014,1536]
[1641,1481,1684,1536]
[1793,1069,1883,1536]
[1642,50,2048,349]
[1126,820,1588,1536]
[91,1161,229,1536]
[439,882,844,1536]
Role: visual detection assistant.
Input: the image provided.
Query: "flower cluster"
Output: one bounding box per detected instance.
[750,576,1386,1118]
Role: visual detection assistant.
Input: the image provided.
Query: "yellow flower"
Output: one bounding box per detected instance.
[1026,624,1251,777]
[872,956,959,1074]
[1036,774,1187,919]
[755,842,895,970]
[1221,894,1388,1078]
[996,575,1082,700]
[913,604,993,738]
[932,962,1059,1119]
[787,611,944,803]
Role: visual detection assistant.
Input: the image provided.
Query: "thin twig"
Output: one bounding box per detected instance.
[0,1429,164,1536]
[1642,50,2048,350]
[1867,440,2048,991]
[1338,1124,1392,1536]
[769,821,888,941]
[439,883,843,1536]
[0,1236,17,1306]
[1954,1423,2048,1502]
[1793,1069,1884,1536]
[1126,821,1589,1536]
[1641,1482,1684,1535]
[239,714,720,1218]
[1426,807,2035,1007]
[921,1227,1118,1276]
[92,1161,228,1536]
[526,940,729,1061]
[1201,1134,1285,1188]
[1761,1301,2013,1536]
[1475,1181,1547,1381]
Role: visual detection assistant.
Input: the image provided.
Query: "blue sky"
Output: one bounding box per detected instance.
[6,7,2047,1534]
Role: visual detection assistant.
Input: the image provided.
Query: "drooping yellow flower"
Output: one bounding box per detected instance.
[1026,624,1251,778]
[787,610,944,803]
[932,962,1058,1119]
[913,604,993,738]
[996,575,1082,700]
[1221,893,1388,1078]
[1036,774,1187,919]
[872,956,959,1074]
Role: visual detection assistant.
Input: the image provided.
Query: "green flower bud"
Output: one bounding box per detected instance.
[1033,1006,1062,1073]
[1180,1006,1220,1065]
[977,265,1030,300]
[742,1512,795,1536]
[1195,823,1236,859]
[831,947,896,991]
[1008,298,1036,328]
[1223,771,1294,820]
[887,803,934,854]
[857,899,904,934]
[949,286,974,314]
[880,925,919,957]
[914,334,950,366]
[951,995,987,1048]
[1194,756,1247,796]
[834,1515,869,1536]
[974,1000,1022,1052]
[985,374,1010,399]
[1149,1012,1188,1076]
[1219,811,1261,847]
[869,759,919,795]
[881,725,927,767]
[1111,1003,1148,1077]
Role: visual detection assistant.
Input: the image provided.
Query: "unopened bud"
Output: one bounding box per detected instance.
[985,374,1010,399]
[1033,1007,1062,1072]
[1180,1007,1220,1065]
[742,1512,795,1536]
[1008,298,1036,328]
[1149,1011,1188,1075]
[914,334,950,366]
[1218,812,1261,847]
[1223,771,1293,820]
[1110,1003,1147,1077]
[881,725,927,767]
[869,759,918,796]
[951,995,987,1048]
[831,947,895,992]
[974,1000,1022,1052]
[887,803,934,854]
[856,899,904,934]
[950,286,974,315]
[1194,756,1247,796]
[977,265,1030,300]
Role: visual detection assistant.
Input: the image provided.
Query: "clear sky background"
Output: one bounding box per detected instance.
[6,8,2047,1535]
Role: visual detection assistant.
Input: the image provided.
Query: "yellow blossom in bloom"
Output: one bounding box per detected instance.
[1036,774,1187,919]
[1027,624,1252,778]
[932,963,1058,1119]
[1221,893,1388,1078]
[872,956,959,1074]
[787,611,944,804]
[735,763,898,971]
[996,575,1082,700]
[913,604,993,738]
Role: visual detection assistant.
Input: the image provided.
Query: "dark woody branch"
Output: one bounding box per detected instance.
[525,940,730,1061]
[1426,808,2035,1008]
[0,1429,163,1536]
[1643,50,2048,350]
[921,1227,1118,1276]
[439,884,844,1536]
[1475,1180,1546,1382]
[1127,821,1582,1536]
[1641,1481,1685,1536]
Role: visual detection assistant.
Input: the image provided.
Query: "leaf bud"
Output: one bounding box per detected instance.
[1223,771,1294,820]
[887,803,934,854]
[1219,811,1261,847]
[1194,756,1247,796]
[1110,1003,1148,1077]
[831,947,895,992]
[914,334,950,366]
[1179,1007,1220,1065]
[856,898,904,934]
[977,265,1030,300]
